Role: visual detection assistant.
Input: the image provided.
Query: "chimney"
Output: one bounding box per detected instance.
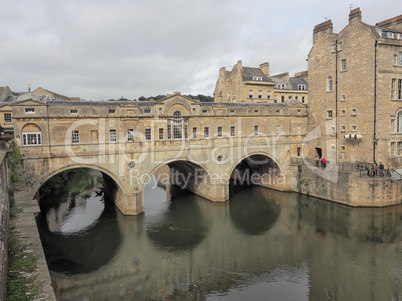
[259,62,270,77]
[219,66,226,78]
[313,20,333,44]
[349,7,362,24]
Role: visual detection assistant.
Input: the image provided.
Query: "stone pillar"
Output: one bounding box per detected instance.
[114,190,144,216]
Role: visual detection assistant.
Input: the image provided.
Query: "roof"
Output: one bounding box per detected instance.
[289,77,308,90]
[242,67,269,82]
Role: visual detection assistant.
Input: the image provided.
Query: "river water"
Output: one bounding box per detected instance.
[37,169,402,301]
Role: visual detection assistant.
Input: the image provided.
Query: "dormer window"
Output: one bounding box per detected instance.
[298,84,306,90]
[252,76,262,81]
[277,84,286,89]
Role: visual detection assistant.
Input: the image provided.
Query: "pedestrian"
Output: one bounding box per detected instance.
[379,162,384,177]
[387,165,392,177]
[371,164,376,177]
[321,157,326,168]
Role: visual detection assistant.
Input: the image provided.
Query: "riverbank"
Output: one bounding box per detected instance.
[9,187,57,301]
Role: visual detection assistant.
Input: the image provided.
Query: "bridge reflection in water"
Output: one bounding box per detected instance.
[37,171,402,301]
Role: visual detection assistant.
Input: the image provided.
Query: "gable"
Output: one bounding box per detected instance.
[12,99,47,106]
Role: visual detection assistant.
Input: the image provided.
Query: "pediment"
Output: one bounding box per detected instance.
[12,99,47,106]
[154,94,200,106]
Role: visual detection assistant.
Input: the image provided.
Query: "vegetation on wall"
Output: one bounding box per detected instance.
[8,146,22,182]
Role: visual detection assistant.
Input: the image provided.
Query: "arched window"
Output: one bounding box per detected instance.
[173,111,183,139]
[327,76,333,92]
[21,123,42,146]
[397,111,402,133]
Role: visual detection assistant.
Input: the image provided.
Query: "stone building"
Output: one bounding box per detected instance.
[307,8,402,167]
[32,87,72,101]
[213,60,308,104]
[0,104,13,133]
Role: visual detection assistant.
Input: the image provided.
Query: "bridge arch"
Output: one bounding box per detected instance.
[228,151,285,192]
[31,164,128,200]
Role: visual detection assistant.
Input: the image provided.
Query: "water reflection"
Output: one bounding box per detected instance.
[37,173,402,301]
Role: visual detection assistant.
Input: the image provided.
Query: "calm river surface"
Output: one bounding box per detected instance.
[37,169,402,301]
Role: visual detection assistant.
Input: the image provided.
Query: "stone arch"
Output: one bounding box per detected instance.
[30,164,128,200]
[167,103,190,116]
[21,123,42,146]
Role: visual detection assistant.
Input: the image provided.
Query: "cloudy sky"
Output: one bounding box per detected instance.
[1,0,400,100]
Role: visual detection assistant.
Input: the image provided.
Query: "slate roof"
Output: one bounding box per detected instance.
[242,67,269,82]
[289,77,308,90]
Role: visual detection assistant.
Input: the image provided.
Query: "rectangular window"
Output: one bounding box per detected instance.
[70,110,78,114]
[337,42,343,51]
[331,127,335,135]
[297,147,301,157]
[267,91,272,99]
[302,96,305,103]
[342,95,346,101]
[341,125,346,132]
[281,96,284,103]
[231,126,235,137]
[202,109,207,113]
[22,132,41,146]
[127,129,134,142]
[109,130,116,142]
[327,110,333,118]
[217,127,222,137]
[274,96,278,103]
[254,110,259,113]
[341,59,346,71]
[400,52,402,66]
[232,93,235,100]
[258,90,262,99]
[159,128,164,140]
[249,90,253,98]
[398,142,402,156]
[145,129,151,141]
[227,92,230,100]
[109,109,116,114]
[72,130,79,144]
[352,109,357,115]
[144,109,151,113]
[352,125,356,131]
[391,142,396,156]
[297,125,301,134]
[254,126,259,136]
[25,108,35,113]
[4,113,11,123]
[394,54,398,66]
[167,120,172,139]
[230,110,235,114]
[332,44,336,52]
[391,119,395,133]
[399,79,402,100]
[276,125,280,135]
[204,127,209,138]
[341,109,346,116]
[192,127,197,138]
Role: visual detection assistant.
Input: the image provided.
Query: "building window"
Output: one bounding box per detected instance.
[128,129,134,142]
[254,126,259,136]
[391,119,395,133]
[337,42,343,51]
[295,96,299,100]
[276,125,280,135]
[331,127,335,135]
[231,126,235,137]
[109,130,116,142]
[252,76,262,81]
[232,93,235,100]
[25,108,35,113]
[297,125,301,134]
[217,127,222,137]
[302,96,305,103]
[351,109,357,115]
[341,109,346,116]
[22,132,42,146]
[281,96,285,103]
[397,111,402,132]
[327,110,333,118]
[352,125,356,131]
[341,146,345,152]
[268,91,272,99]
[70,110,78,114]
[327,76,333,92]
[341,59,346,71]
[394,54,398,66]
[144,109,151,113]
[398,142,402,156]
[298,84,306,90]
[167,120,172,139]
[391,142,395,156]
[400,52,402,66]
[227,80,230,87]
[297,147,301,157]
[341,125,346,132]
[332,44,336,52]
[227,92,230,100]
[341,95,346,101]
[254,110,259,113]
[274,96,278,103]
[391,79,402,100]
[72,130,79,144]
[202,109,207,113]
[173,111,183,139]
[145,129,151,141]
[249,90,253,98]
[109,109,116,114]
[204,127,209,138]
[230,110,235,114]
[158,128,164,140]
[4,113,11,124]
[193,127,197,138]
[258,90,262,99]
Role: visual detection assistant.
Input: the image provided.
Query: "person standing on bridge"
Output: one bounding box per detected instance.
[321,157,326,168]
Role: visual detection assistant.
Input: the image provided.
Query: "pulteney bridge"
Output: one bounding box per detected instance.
[12,93,308,215]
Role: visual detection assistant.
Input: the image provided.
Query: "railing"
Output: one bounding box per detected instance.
[290,157,402,180]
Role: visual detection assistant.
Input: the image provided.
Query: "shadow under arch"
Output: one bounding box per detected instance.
[228,152,283,196]
[31,164,128,200]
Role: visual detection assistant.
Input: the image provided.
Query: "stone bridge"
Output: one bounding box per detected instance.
[12,94,308,215]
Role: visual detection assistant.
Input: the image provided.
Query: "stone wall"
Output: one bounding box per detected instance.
[0,145,11,301]
[296,164,402,207]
